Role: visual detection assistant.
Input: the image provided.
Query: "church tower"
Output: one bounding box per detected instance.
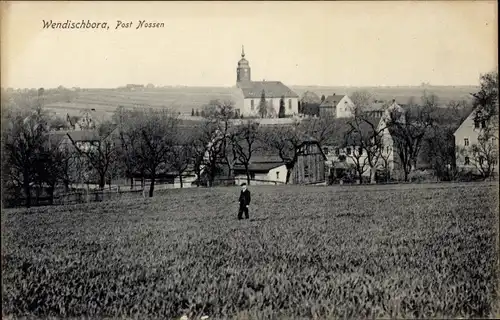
[236,45,251,84]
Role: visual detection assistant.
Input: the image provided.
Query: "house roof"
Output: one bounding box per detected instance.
[234,162,285,173]
[67,130,101,142]
[319,94,346,108]
[238,81,299,99]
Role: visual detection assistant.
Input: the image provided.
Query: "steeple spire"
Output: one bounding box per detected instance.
[241,45,245,58]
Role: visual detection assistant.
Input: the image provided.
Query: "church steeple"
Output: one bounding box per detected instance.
[236,45,251,84]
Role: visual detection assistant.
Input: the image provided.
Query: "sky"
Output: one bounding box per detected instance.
[1,1,498,89]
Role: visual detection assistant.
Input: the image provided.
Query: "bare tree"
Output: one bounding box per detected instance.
[68,121,119,190]
[342,137,367,183]
[168,131,195,188]
[131,109,179,197]
[260,121,305,183]
[387,94,438,181]
[466,71,499,179]
[470,128,498,179]
[350,90,373,116]
[231,121,260,184]
[113,107,144,189]
[299,114,338,147]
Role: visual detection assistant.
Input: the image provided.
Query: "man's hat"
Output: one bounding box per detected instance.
[240,183,247,186]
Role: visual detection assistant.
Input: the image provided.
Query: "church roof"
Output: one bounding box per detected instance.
[238,81,299,99]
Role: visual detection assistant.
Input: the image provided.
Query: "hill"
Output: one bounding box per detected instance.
[3,85,478,123]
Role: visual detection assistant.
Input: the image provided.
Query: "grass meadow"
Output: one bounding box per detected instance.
[2,182,498,319]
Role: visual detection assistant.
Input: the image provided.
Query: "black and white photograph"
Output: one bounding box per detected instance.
[1,1,499,319]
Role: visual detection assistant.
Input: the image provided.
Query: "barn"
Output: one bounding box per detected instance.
[288,137,328,185]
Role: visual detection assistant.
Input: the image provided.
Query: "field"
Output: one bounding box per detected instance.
[42,85,477,121]
[2,182,498,319]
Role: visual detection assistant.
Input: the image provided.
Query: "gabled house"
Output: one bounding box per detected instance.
[454,107,499,174]
[319,94,355,118]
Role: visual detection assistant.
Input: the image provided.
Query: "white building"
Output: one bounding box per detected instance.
[232,46,299,118]
[318,94,356,118]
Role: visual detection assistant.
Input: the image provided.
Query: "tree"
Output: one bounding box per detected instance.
[279,96,286,118]
[68,121,119,190]
[113,107,144,190]
[129,109,179,197]
[260,121,305,183]
[470,129,498,179]
[231,121,260,184]
[321,95,326,103]
[471,71,498,123]
[195,109,200,117]
[168,143,193,188]
[191,108,195,117]
[2,106,50,207]
[344,112,387,184]
[467,71,499,179]
[259,90,268,118]
[350,90,373,116]
[387,94,438,181]
[34,140,70,205]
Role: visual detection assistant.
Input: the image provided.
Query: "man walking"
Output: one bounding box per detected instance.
[238,183,251,220]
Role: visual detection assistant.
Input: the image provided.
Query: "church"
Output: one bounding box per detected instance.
[231,46,300,118]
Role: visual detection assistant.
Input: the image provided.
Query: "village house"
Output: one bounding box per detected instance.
[454,107,499,174]
[318,94,356,118]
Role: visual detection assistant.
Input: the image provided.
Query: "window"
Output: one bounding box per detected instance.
[276,172,280,179]
[250,100,255,110]
[346,147,352,155]
[481,120,486,128]
[338,155,346,162]
[288,99,292,110]
[323,147,329,155]
[464,156,470,165]
[474,120,480,129]
[464,138,469,146]
[304,165,309,178]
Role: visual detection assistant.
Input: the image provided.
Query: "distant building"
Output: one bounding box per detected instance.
[233,46,300,118]
[318,94,356,118]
